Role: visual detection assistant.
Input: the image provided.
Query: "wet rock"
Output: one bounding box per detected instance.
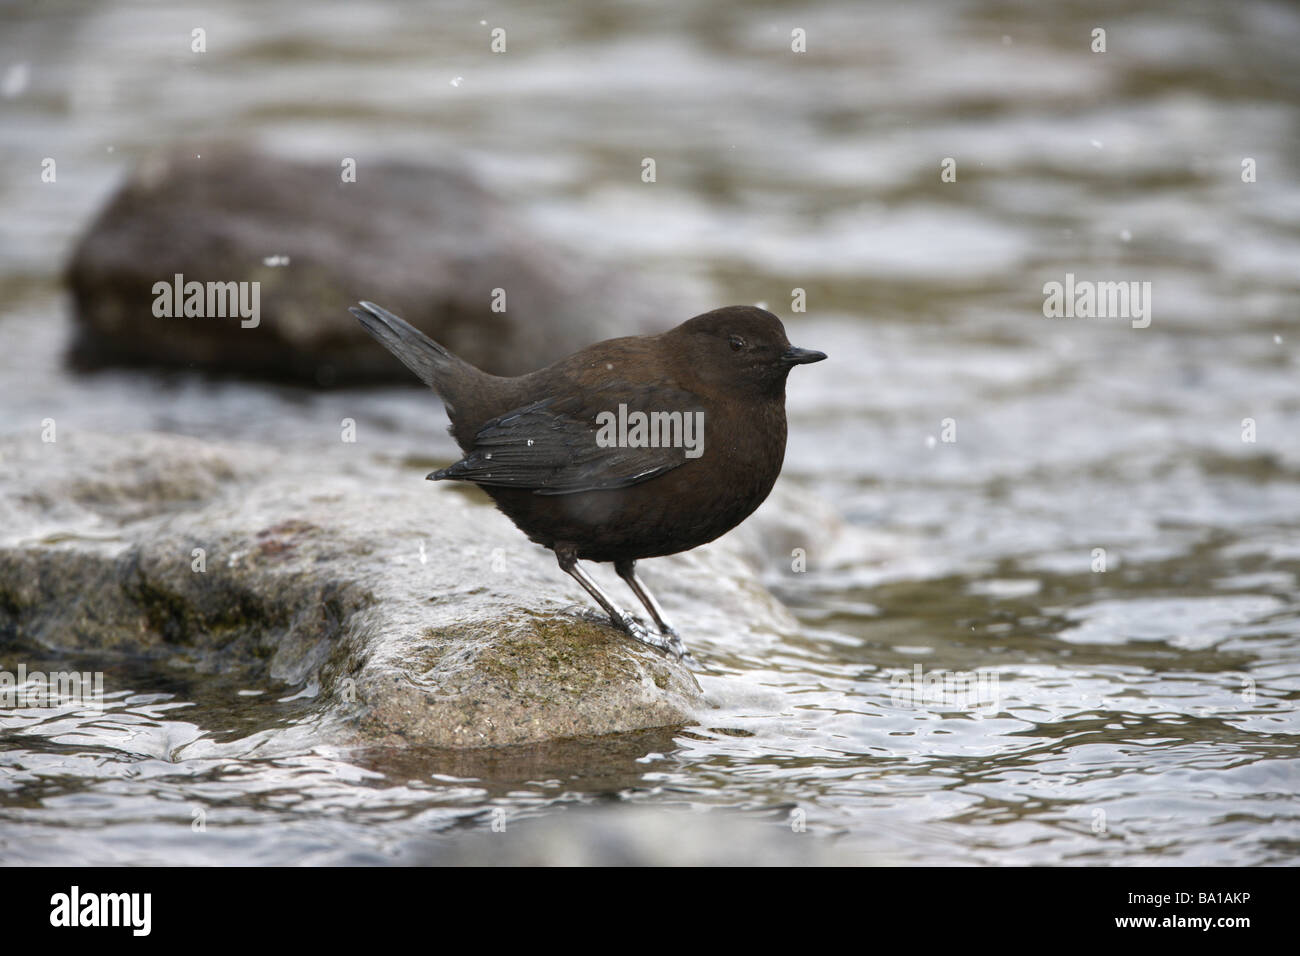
[65,146,677,385]
[0,432,723,747]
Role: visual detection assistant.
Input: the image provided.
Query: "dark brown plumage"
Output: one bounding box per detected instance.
[350,301,826,662]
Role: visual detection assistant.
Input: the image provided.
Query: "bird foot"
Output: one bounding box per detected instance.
[652,623,697,667]
[567,605,697,666]
[627,616,699,667]
[615,610,675,654]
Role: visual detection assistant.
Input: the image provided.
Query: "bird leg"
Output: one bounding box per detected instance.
[554,546,680,657]
[615,559,694,664]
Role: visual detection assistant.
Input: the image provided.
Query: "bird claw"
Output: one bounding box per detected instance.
[617,612,671,652]
[569,605,697,665]
[669,641,699,668]
[614,610,696,665]
[653,622,697,666]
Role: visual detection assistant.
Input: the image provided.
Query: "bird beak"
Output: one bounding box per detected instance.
[781,346,827,365]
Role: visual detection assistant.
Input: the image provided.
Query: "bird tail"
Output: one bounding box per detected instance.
[349,301,476,398]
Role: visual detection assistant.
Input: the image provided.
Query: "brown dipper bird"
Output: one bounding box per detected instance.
[350,301,826,662]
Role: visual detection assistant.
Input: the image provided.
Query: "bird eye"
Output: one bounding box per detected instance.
[728,335,746,351]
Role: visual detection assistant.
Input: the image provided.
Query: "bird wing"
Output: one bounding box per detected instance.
[429,388,703,496]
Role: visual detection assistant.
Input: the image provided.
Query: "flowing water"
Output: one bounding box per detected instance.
[1,0,1298,864]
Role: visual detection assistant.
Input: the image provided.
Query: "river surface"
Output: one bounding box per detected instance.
[1,0,1298,864]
